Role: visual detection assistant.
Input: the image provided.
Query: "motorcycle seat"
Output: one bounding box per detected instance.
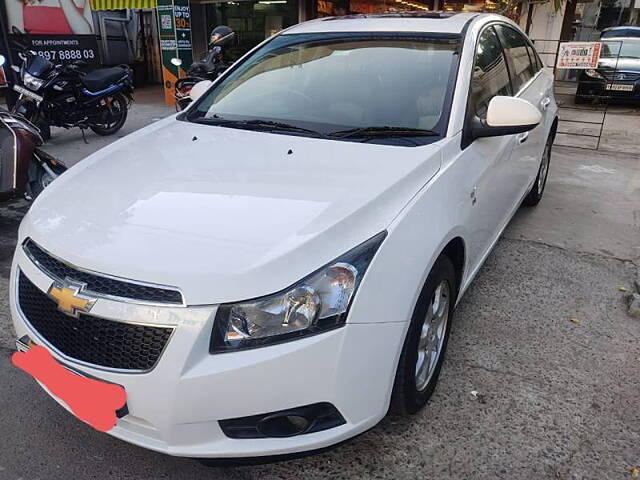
[81,67,128,92]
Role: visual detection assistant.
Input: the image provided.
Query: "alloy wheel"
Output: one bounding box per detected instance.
[538,139,552,195]
[415,280,450,392]
[100,96,125,129]
[40,172,54,190]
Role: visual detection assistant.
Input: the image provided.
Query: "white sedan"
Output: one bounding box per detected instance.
[10,12,557,459]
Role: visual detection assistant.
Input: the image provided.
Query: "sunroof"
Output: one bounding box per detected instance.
[321,12,460,21]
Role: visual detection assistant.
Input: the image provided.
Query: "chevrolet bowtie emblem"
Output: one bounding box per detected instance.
[47,281,96,318]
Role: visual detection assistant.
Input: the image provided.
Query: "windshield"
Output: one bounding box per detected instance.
[601,28,640,39]
[185,33,460,146]
[602,39,640,59]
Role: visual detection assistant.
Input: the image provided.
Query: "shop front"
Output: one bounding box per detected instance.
[316,0,516,17]
[185,0,518,70]
[93,0,303,103]
[189,0,301,62]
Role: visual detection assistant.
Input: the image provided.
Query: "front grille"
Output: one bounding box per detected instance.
[602,72,640,82]
[23,239,183,305]
[18,271,174,371]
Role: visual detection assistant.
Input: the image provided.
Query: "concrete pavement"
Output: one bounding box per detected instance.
[553,81,640,154]
[40,86,175,167]
[0,101,638,479]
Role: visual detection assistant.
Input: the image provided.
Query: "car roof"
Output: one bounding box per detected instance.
[603,25,640,31]
[282,12,482,35]
[601,35,640,42]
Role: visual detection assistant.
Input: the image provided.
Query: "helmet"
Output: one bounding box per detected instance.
[209,26,235,47]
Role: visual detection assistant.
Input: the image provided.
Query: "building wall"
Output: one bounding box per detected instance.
[519,1,567,67]
[574,0,602,41]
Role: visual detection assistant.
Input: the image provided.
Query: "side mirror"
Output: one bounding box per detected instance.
[189,80,213,103]
[171,57,183,67]
[470,96,542,141]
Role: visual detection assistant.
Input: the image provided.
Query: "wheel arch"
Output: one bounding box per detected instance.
[550,116,558,142]
[439,236,466,299]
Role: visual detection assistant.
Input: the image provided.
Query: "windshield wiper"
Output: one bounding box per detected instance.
[193,117,326,138]
[328,126,438,140]
[242,120,327,137]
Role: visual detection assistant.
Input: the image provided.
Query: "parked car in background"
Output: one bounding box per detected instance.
[600,26,640,39]
[576,37,640,103]
[10,12,557,460]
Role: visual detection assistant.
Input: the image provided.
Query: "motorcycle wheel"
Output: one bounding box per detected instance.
[13,100,51,141]
[90,93,128,136]
[177,98,192,111]
[5,90,19,110]
[28,163,65,199]
[36,119,51,142]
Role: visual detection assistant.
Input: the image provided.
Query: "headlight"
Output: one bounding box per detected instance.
[584,69,604,79]
[210,232,387,352]
[23,72,45,91]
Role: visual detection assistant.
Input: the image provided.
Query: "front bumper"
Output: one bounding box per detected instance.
[10,246,406,458]
[576,77,640,100]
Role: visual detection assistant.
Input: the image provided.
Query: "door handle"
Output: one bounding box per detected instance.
[540,97,551,111]
[517,132,529,144]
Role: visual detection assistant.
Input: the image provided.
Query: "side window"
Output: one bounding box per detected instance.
[527,43,543,71]
[495,25,536,93]
[471,26,512,119]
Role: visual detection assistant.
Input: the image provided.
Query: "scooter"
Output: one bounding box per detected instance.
[0,56,67,201]
[172,25,235,110]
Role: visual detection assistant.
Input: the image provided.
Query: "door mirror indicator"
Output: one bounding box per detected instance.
[471,96,542,141]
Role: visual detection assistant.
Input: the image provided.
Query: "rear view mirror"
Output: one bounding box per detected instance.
[470,96,542,141]
[189,80,213,103]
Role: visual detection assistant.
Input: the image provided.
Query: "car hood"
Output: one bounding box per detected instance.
[598,57,640,72]
[23,118,442,304]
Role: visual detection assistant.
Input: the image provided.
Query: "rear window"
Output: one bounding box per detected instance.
[601,28,640,39]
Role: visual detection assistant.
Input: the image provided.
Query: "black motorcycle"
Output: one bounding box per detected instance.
[173,25,235,111]
[9,28,134,141]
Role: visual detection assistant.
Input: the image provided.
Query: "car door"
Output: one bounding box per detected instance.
[459,25,516,269]
[495,24,552,202]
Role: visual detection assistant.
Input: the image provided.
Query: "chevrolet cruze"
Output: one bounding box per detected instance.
[10,12,557,458]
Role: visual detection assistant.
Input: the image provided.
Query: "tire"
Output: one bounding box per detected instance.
[28,163,65,199]
[389,255,457,415]
[13,100,50,140]
[36,119,51,142]
[176,98,192,111]
[5,89,19,110]
[90,93,128,136]
[522,132,553,207]
[13,98,37,121]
